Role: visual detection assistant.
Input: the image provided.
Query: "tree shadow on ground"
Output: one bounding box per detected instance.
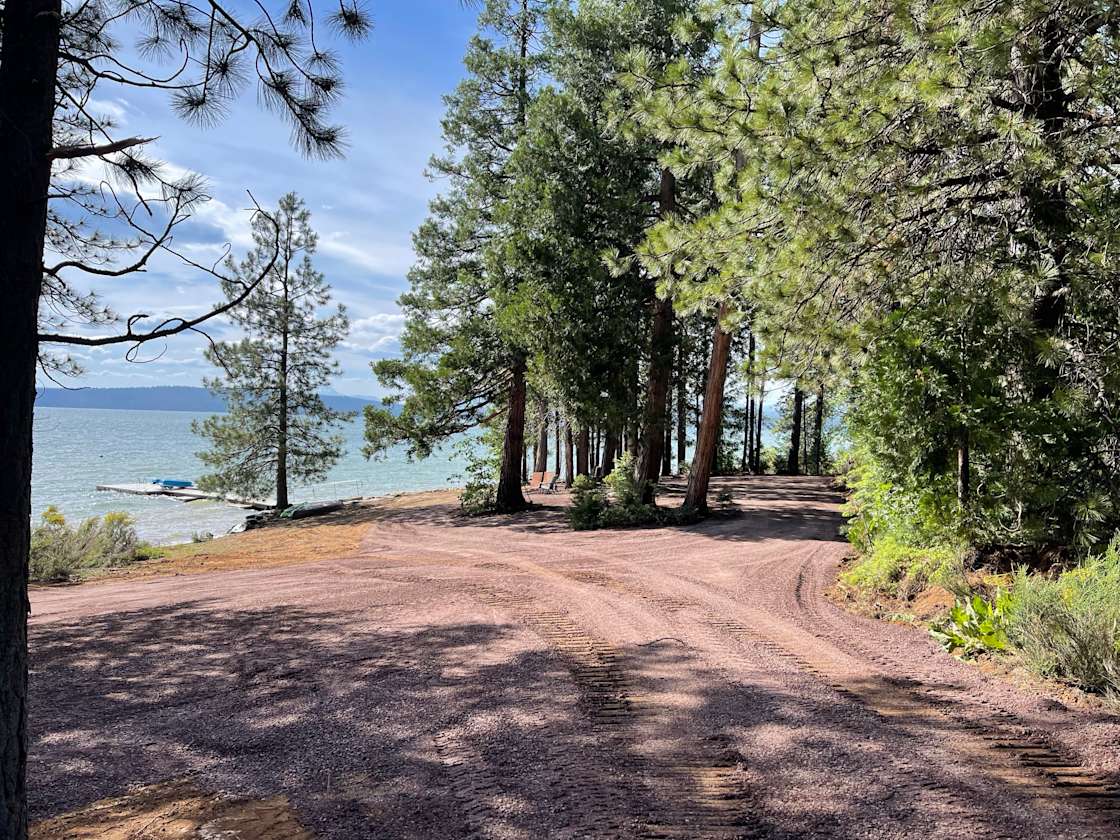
[31,598,1098,839]
[350,475,847,546]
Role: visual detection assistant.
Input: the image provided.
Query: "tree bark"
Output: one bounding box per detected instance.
[533,403,549,474]
[812,383,825,476]
[754,380,765,473]
[0,0,61,832]
[635,169,678,501]
[661,391,672,477]
[957,429,971,510]
[576,425,590,476]
[743,333,755,473]
[684,309,733,512]
[676,342,687,471]
[496,359,529,511]
[276,239,292,511]
[554,410,561,476]
[786,387,804,476]
[564,423,574,486]
[600,429,618,477]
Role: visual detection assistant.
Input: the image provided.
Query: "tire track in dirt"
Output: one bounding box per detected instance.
[541,556,1117,837]
[784,555,1120,819]
[437,572,761,840]
[672,566,1120,835]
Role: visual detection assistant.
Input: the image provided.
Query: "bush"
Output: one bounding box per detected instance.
[459,479,498,516]
[30,507,152,583]
[602,452,649,508]
[453,426,503,516]
[841,536,964,599]
[568,456,683,531]
[1003,535,1120,696]
[569,475,607,530]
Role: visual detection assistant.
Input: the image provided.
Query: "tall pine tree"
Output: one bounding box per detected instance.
[194,194,351,510]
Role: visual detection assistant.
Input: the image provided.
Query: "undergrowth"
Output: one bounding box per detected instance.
[840,537,966,600]
[569,453,699,531]
[30,507,160,583]
[1002,537,1120,697]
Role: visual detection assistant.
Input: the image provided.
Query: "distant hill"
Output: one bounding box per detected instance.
[36,386,381,414]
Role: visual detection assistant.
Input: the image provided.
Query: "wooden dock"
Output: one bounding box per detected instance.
[96,483,273,510]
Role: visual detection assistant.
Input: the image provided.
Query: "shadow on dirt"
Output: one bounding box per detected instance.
[31,596,1078,839]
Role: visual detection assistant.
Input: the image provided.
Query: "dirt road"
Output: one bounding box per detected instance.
[30,477,1120,838]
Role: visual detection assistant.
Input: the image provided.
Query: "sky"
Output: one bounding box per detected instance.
[50,0,481,398]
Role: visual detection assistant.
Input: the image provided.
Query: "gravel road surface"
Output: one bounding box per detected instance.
[30,476,1120,838]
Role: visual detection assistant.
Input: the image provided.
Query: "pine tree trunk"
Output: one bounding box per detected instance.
[684,309,733,512]
[754,381,765,473]
[812,383,825,476]
[635,169,677,500]
[521,444,528,484]
[554,410,561,476]
[564,424,574,486]
[786,387,804,476]
[533,404,549,474]
[496,359,529,511]
[661,391,672,477]
[676,343,687,471]
[601,429,618,477]
[276,270,291,510]
[957,430,971,510]
[0,0,60,832]
[744,333,755,473]
[576,425,590,476]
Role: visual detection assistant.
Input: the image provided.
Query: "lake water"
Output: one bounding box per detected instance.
[32,407,474,545]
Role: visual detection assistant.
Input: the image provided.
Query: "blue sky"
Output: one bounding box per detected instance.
[51,0,480,398]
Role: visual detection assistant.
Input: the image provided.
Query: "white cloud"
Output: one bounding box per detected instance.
[86,97,130,125]
[343,311,406,352]
[318,233,414,277]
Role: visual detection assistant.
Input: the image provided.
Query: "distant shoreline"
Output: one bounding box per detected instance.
[35,386,382,414]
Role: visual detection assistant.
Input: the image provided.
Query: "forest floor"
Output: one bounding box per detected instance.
[28,476,1120,839]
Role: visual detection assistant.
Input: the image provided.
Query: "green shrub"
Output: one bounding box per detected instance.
[568,475,606,530]
[841,446,961,553]
[1003,535,1120,696]
[603,452,649,508]
[459,480,498,516]
[30,507,151,583]
[841,536,964,599]
[930,593,1012,657]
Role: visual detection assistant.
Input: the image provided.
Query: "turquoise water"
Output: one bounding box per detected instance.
[32,407,474,545]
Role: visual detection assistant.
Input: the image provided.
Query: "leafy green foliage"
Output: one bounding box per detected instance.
[568,475,608,531]
[30,508,156,583]
[603,451,649,508]
[930,594,1013,658]
[1004,537,1120,696]
[366,1,547,469]
[194,193,351,508]
[841,537,964,600]
[455,428,504,517]
[620,0,1120,553]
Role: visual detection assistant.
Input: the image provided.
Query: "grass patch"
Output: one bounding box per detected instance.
[840,537,965,600]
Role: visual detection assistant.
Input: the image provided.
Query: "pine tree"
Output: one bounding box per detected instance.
[365,0,546,513]
[194,194,351,510]
[0,1,368,829]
